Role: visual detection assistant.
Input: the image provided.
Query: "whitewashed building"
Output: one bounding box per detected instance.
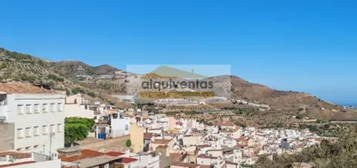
[64,94,95,119]
[0,83,65,159]
[110,111,130,137]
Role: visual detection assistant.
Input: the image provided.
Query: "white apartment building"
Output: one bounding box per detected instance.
[0,83,65,159]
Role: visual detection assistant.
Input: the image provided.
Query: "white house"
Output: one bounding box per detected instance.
[64,94,95,119]
[0,83,65,159]
[110,111,130,137]
[182,135,201,146]
[126,153,160,168]
[196,154,218,166]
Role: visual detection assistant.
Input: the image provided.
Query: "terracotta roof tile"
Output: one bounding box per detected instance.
[144,133,153,139]
[105,152,124,157]
[120,157,137,164]
[59,150,104,162]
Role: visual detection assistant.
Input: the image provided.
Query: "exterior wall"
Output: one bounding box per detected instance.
[134,154,160,168]
[111,117,130,137]
[196,157,217,165]
[168,117,177,130]
[65,94,83,104]
[182,136,200,146]
[207,150,223,158]
[148,128,162,135]
[130,123,144,153]
[6,94,65,158]
[64,104,94,119]
[0,123,14,151]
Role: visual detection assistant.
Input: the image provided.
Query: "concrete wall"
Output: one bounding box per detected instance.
[130,123,144,153]
[0,123,14,151]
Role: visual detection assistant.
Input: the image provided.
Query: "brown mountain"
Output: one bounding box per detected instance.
[49,61,123,79]
[229,75,356,120]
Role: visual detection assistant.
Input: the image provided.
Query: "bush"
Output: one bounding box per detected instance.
[47,74,64,82]
[71,87,85,94]
[126,139,132,148]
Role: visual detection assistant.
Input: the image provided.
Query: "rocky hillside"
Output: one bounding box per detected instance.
[49,61,126,80]
[0,48,71,88]
[230,75,356,120]
[0,48,122,104]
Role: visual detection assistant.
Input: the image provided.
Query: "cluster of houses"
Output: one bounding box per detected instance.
[0,83,325,168]
[125,114,323,168]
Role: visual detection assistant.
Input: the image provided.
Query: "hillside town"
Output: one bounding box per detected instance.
[0,83,328,168]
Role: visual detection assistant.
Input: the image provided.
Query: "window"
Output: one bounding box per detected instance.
[25,127,32,137]
[33,145,39,149]
[57,103,63,112]
[33,126,40,136]
[42,103,48,113]
[16,148,22,151]
[42,125,48,135]
[50,124,55,133]
[34,104,40,113]
[17,104,24,115]
[25,146,31,151]
[25,104,32,114]
[50,103,55,112]
[0,100,6,106]
[17,128,24,139]
[57,124,62,133]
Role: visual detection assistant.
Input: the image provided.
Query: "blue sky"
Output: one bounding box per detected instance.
[0,0,356,105]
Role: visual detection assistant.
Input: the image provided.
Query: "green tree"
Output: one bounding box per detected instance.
[64,117,95,145]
